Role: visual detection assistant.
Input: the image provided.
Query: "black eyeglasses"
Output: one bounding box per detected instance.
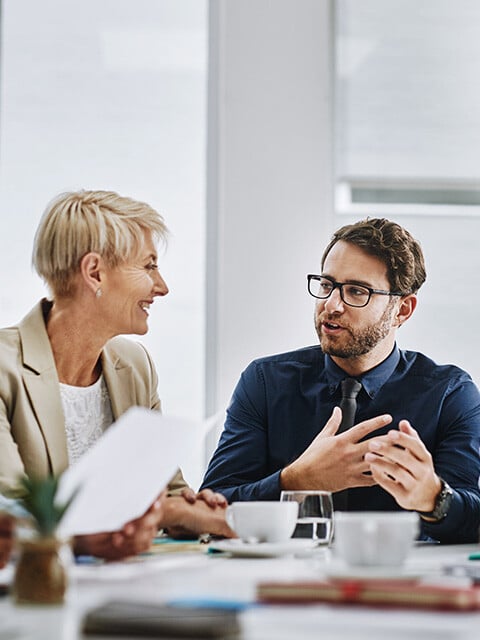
[307,274,404,308]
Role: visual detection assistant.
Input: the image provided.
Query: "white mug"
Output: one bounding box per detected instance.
[226,501,299,543]
[334,511,419,567]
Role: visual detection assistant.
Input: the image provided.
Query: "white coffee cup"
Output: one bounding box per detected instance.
[226,501,299,543]
[334,511,419,567]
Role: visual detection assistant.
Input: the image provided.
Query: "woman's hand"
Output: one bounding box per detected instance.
[180,487,228,509]
[73,495,164,561]
[160,496,234,540]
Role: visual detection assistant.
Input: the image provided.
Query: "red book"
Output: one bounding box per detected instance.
[257,578,480,611]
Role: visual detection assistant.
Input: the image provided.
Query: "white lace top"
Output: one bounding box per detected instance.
[60,375,114,465]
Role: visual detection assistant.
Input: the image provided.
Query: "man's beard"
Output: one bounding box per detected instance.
[316,302,395,359]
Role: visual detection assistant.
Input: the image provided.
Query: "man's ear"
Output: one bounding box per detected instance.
[395,294,417,328]
[79,252,104,295]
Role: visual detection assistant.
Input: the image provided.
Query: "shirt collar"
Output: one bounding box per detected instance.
[325,345,401,399]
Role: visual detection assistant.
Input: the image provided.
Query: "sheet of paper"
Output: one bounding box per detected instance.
[56,407,212,536]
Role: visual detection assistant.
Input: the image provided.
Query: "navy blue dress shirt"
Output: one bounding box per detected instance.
[201,345,480,543]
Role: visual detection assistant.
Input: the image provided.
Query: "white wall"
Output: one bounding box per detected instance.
[207,0,335,414]
[0,0,207,428]
[206,0,480,432]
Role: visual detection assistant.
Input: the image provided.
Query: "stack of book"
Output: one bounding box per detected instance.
[257,577,480,611]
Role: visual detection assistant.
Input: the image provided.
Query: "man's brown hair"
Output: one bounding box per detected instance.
[321,218,426,294]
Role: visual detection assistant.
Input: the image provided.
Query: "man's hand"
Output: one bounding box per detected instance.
[73,495,164,561]
[0,514,14,568]
[280,407,392,492]
[364,420,442,512]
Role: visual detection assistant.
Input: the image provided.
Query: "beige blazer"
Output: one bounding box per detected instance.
[0,300,186,497]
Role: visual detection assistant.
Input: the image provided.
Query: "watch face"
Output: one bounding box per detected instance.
[420,480,453,521]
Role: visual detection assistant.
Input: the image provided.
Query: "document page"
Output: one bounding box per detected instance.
[56,407,209,536]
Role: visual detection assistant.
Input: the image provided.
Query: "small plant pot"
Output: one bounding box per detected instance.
[13,536,71,605]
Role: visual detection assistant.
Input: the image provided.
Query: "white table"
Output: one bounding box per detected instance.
[1,543,480,639]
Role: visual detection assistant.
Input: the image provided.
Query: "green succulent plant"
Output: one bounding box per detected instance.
[18,475,75,538]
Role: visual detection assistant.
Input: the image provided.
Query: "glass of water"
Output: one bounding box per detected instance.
[280,490,333,545]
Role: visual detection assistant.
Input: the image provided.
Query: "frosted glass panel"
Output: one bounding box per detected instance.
[335,0,480,182]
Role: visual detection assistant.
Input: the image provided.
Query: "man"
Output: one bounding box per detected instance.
[201,218,480,543]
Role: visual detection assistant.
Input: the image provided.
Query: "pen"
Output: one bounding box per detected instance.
[75,555,102,565]
[167,597,253,611]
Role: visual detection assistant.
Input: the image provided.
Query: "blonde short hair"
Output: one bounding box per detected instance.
[32,189,168,297]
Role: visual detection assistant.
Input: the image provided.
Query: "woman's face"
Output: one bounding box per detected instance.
[103,230,168,336]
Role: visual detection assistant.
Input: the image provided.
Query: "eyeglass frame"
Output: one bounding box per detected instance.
[307,274,405,308]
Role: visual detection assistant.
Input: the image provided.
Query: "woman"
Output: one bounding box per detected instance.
[0,190,232,560]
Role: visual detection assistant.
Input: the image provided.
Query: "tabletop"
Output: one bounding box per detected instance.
[1,541,480,640]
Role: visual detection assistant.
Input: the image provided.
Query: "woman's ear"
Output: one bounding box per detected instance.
[395,294,417,328]
[79,252,104,296]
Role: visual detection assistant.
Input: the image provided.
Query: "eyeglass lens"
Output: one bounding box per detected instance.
[309,277,371,307]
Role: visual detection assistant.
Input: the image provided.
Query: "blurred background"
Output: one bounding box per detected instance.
[1,0,479,486]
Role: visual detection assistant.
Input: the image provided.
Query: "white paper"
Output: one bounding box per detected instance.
[56,407,211,536]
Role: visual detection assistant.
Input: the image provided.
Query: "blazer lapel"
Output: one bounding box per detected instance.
[102,346,136,420]
[19,301,69,476]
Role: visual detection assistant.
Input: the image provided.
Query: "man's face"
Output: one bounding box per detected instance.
[315,240,399,367]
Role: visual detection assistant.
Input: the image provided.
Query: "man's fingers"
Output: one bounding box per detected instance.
[398,419,416,435]
[319,410,391,442]
[370,428,430,464]
[347,414,392,441]
[320,406,342,437]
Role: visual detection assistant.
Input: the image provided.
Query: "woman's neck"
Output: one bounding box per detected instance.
[46,299,106,387]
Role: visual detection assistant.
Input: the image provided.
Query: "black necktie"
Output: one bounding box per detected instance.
[292,380,361,537]
[338,378,362,433]
[334,378,362,510]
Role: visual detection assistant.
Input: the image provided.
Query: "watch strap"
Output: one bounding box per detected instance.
[418,478,453,521]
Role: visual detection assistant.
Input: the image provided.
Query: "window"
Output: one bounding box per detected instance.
[334,0,480,216]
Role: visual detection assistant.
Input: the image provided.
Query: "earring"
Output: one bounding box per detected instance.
[95,288,102,299]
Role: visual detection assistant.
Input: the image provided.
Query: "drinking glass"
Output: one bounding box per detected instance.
[280,490,333,545]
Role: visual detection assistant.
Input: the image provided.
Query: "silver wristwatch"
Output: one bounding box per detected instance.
[419,478,453,521]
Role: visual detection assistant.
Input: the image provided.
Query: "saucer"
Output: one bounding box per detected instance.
[209,538,317,558]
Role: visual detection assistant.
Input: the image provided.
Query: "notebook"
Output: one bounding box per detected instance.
[83,601,240,638]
